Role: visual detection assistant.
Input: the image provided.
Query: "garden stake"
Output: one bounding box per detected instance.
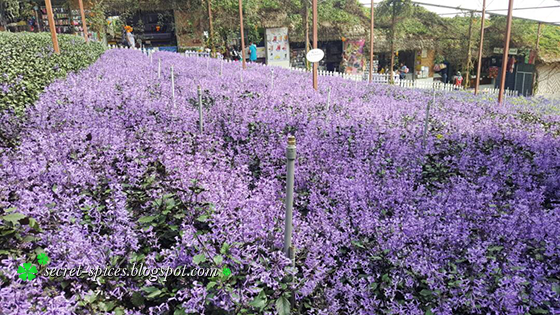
[220,58,223,76]
[271,68,274,90]
[284,136,297,309]
[158,58,161,79]
[327,87,331,112]
[198,85,204,133]
[422,88,435,149]
[284,136,296,262]
[171,65,176,108]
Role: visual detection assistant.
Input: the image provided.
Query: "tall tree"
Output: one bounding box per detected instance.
[376,0,412,82]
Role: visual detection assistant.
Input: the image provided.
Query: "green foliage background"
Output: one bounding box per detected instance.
[0,32,106,116]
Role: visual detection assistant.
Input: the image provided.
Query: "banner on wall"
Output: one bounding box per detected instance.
[265,27,290,68]
[343,39,365,74]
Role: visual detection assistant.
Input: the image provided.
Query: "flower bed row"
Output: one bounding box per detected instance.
[0,49,559,314]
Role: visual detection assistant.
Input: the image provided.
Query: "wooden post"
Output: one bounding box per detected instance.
[239,0,247,69]
[45,0,60,54]
[207,0,215,54]
[498,0,514,104]
[389,2,396,83]
[312,0,318,90]
[304,4,310,71]
[78,0,89,42]
[535,22,543,51]
[532,22,543,95]
[474,0,486,95]
[369,0,375,82]
[464,11,474,88]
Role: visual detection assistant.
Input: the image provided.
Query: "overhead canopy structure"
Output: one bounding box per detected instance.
[359,0,560,26]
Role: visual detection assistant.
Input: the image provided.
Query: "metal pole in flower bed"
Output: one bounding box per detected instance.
[422,87,435,149]
[271,68,274,90]
[284,136,296,266]
[171,65,176,108]
[158,58,161,79]
[198,85,204,133]
[327,86,331,112]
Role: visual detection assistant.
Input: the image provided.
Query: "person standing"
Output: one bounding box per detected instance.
[399,63,408,80]
[121,26,128,48]
[125,26,135,48]
[249,41,257,62]
[453,71,463,89]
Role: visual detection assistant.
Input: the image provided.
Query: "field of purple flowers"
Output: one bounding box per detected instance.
[1,49,559,314]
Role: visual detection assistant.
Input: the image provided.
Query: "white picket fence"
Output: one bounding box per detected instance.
[106,46,518,97]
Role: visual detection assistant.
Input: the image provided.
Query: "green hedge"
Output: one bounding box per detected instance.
[0,32,105,115]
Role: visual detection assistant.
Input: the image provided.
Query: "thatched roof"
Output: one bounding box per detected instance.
[538,54,560,64]
[289,26,435,52]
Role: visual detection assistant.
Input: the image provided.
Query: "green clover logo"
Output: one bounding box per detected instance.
[222,267,231,277]
[37,253,49,266]
[17,263,38,281]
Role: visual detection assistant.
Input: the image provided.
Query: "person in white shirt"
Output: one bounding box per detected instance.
[126,28,135,48]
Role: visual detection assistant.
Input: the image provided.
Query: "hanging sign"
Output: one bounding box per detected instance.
[306,49,324,63]
[493,47,518,55]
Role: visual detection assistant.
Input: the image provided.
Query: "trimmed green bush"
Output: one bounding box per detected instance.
[0,32,105,115]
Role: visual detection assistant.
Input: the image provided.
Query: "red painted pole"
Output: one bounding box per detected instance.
[45,0,60,53]
[498,0,514,104]
[78,0,89,42]
[369,0,375,82]
[312,0,318,90]
[239,0,246,69]
[474,0,486,95]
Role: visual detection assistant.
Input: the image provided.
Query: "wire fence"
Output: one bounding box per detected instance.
[107,45,517,98]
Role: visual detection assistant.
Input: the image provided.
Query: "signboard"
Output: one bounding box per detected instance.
[343,39,366,74]
[306,49,324,63]
[493,47,518,55]
[265,27,290,68]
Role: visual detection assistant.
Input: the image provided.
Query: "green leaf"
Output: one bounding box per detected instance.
[275,296,290,315]
[138,216,156,223]
[220,243,230,254]
[83,291,97,303]
[193,254,206,265]
[382,273,390,283]
[488,246,504,252]
[173,308,186,315]
[420,289,433,297]
[100,301,116,311]
[206,281,217,290]
[131,291,144,307]
[213,255,223,265]
[2,213,26,223]
[196,215,209,222]
[142,286,162,299]
[248,291,267,309]
[28,218,41,231]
